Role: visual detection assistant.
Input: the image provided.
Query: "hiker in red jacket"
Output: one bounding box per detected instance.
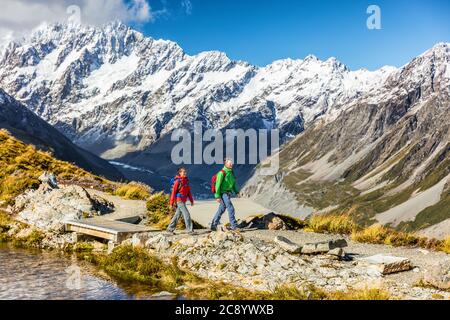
[167,167,194,234]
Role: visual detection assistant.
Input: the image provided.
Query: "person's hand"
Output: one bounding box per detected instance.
[236,193,241,198]
[190,202,194,207]
[169,204,173,210]
[216,198,221,203]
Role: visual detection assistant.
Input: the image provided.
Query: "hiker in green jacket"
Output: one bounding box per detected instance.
[210,158,240,231]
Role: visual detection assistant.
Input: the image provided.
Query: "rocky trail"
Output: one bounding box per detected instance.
[127,228,449,300]
[84,189,147,221]
[8,180,450,300]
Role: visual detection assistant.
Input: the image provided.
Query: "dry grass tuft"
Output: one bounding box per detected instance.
[330,288,391,300]
[0,129,113,204]
[146,192,203,230]
[114,181,152,200]
[442,236,450,254]
[307,214,358,234]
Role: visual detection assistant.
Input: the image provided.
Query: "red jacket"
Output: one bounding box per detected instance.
[170,176,194,206]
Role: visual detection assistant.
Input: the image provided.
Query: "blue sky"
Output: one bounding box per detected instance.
[131,0,450,70]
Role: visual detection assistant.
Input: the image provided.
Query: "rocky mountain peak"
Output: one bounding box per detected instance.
[0,22,446,182]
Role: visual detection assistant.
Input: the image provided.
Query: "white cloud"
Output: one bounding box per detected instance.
[0,0,153,42]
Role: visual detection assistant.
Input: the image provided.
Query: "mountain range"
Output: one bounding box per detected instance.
[243,42,450,238]
[0,89,122,180]
[0,21,448,235]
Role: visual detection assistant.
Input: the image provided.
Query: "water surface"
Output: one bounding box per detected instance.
[0,245,136,300]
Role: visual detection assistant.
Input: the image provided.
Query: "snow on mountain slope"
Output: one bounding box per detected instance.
[0,21,396,160]
[242,42,450,234]
[0,89,123,180]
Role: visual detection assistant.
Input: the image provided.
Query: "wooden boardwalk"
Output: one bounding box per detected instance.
[65,218,157,243]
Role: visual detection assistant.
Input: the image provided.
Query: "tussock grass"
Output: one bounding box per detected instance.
[146,192,172,229]
[0,210,13,242]
[351,224,443,251]
[443,237,450,254]
[329,288,391,300]
[307,214,358,234]
[305,214,447,253]
[146,192,203,230]
[89,245,184,290]
[0,129,112,204]
[12,229,44,248]
[114,181,152,200]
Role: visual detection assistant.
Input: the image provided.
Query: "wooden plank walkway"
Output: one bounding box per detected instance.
[65,218,158,243]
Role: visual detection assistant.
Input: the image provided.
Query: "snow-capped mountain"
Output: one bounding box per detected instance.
[0,21,449,222]
[243,42,450,237]
[0,89,123,180]
[0,21,396,161]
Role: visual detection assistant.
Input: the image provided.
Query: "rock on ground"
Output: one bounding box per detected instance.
[357,254,412,275]
[239,213,288,230]
[135,230,450,300]
[274,236,302,253]
[14,183,114,232]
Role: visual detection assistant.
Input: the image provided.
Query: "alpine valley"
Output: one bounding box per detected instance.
[0,21,448,236]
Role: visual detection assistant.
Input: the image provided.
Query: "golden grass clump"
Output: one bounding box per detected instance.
[442,236,450,254]
[114,181,152,200]
[146,192,172,229]
[304,212,446,253]
[146,192,203,230]
[307,214,358,234]
[350,224,391,243]
[0,129,112,204]
[350,224,446,251]
[329,288,391,300]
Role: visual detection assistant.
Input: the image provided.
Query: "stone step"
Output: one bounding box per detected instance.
[358,254,412,275]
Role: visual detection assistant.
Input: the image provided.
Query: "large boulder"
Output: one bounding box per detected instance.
[239,213,288,230]
[14,184,114,232]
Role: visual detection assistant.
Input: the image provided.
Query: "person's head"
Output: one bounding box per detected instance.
[178,167,187,177]
[224,157,233,169]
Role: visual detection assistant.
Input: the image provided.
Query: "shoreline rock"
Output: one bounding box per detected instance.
[13,184,114,233]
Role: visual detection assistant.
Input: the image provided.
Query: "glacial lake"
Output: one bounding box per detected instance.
[0,245,156,300]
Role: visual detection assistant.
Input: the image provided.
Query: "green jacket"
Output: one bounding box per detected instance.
[214,166,239,199]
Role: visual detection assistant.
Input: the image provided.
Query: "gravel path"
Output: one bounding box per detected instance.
[82,192,449,297]
[86,189,147,220]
